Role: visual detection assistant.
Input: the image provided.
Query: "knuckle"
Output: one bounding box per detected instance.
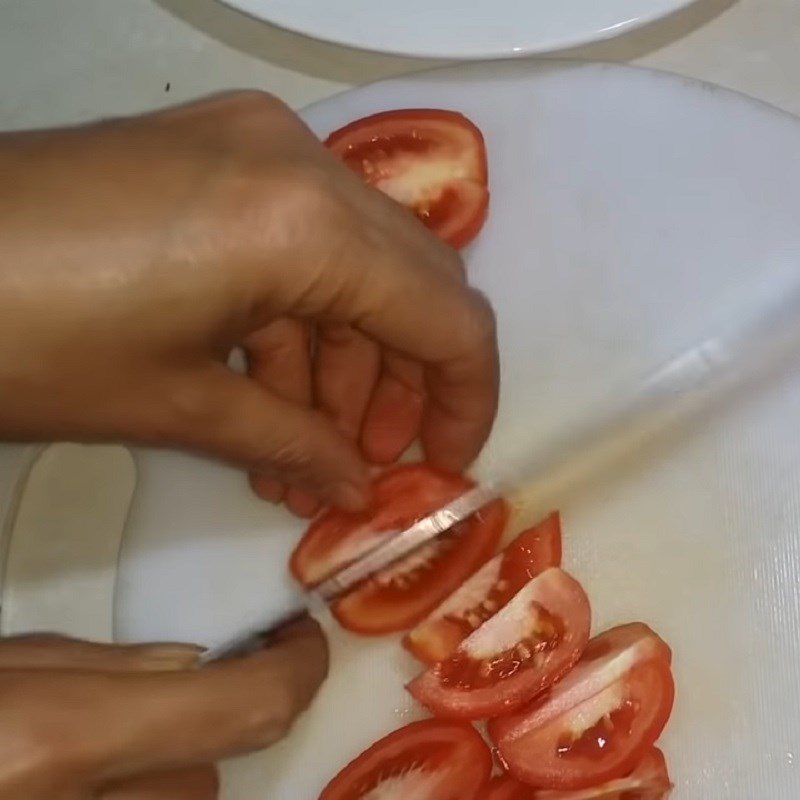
[267,425,319,476]
[278,164,338,217]
[242,695,296,749]
[147,378,215,444]
[218,89,288,118]
[462,290,497,346]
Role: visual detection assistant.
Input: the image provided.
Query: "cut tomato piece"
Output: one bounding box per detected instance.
[325,109,489,249]
[489,624,675,790]
[320,718,492,800]
[291,464,470,586]
[408,567,590,719]
[483,747,672,799]
[291,463,508,635]
[405,512,563,664]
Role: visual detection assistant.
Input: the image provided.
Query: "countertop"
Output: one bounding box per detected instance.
[1,0,799,130]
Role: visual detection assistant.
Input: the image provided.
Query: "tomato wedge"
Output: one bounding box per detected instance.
[408,567,590,720]
[489,624,674,791]
[483,748,672,799]
[291,464,508,635]
[405,512,563,664]
[325,109,489,249]
[319,718,492,800]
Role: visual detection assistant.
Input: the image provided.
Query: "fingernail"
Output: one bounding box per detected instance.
[333,481,369,512]
[250,475,285,504]
[286,488,321,519]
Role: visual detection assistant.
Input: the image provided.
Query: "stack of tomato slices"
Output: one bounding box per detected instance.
[291,464,676,799]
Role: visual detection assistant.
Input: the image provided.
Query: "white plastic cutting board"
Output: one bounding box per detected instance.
[113,62,800,798]
[1,444,135,640]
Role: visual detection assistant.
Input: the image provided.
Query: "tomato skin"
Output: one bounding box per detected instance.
[483,747,672,799]
[404,512,563,665]
[333,497,508,635]
[489,624,672,745]
[325,108,489,249]
[291,464,473,586]
[489,625,675,791]
[408,567,591,720]
[319,718,493,800]
[291,463,508,635]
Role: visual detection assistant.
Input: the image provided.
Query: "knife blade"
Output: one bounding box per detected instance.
[200,267,800,665]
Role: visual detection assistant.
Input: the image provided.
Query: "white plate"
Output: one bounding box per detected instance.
[115,61,800,799]
[220,0,693,59]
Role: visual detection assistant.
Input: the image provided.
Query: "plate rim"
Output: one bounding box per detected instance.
[216,0,698,60]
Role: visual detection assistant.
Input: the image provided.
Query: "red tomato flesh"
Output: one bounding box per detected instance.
[325,109,490,249]
[291,464,508,635]
[483,747,672,799]
[489,624,675,790]
[405,512,563,664]
[408,567,590,720]
[319,718,493,800]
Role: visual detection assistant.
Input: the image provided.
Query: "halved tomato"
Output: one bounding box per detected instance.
[489,624,674,791]
[291,463,508,635]
[483,747,672,799]
[325,109,490,249]
[408,567,590,720]
[319,718,492,800]
[404,512,563,664]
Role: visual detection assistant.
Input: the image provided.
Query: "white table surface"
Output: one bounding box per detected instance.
[1,0,799,129]
[0,0,798,620]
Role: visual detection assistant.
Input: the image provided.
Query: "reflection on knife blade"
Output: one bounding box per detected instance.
[313,483,501,602]
[198,483,500,665]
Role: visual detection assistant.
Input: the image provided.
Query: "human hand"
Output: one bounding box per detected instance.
[0,619,327,800]
[0,93,499,516]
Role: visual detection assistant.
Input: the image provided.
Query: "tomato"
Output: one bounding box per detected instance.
[291,463,508,635]
[405,512,563,664]
[325,109,489,249]
[489,624,674,791]
[319,718,492,800]
[408,567,591,720]
[483,748,672,799]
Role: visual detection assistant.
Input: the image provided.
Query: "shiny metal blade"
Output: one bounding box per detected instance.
[314,482,501,602]
[198,485,500,664]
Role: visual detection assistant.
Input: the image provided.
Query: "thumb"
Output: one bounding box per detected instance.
[1,618,328,790]
[93,616,329,783]
[167,365,370,511]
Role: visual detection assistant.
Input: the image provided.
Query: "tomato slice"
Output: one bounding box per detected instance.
[325,109,489,249]
[408,567,591,720]
[488,624,675,790]
[483,748,672,799]
[291,464,508,635]
[404,512,563,664]
[319,718,493,800]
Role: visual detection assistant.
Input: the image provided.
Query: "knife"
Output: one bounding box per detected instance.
[199,268,800,665]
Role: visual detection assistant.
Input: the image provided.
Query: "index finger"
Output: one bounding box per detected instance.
[330,194,499,472]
